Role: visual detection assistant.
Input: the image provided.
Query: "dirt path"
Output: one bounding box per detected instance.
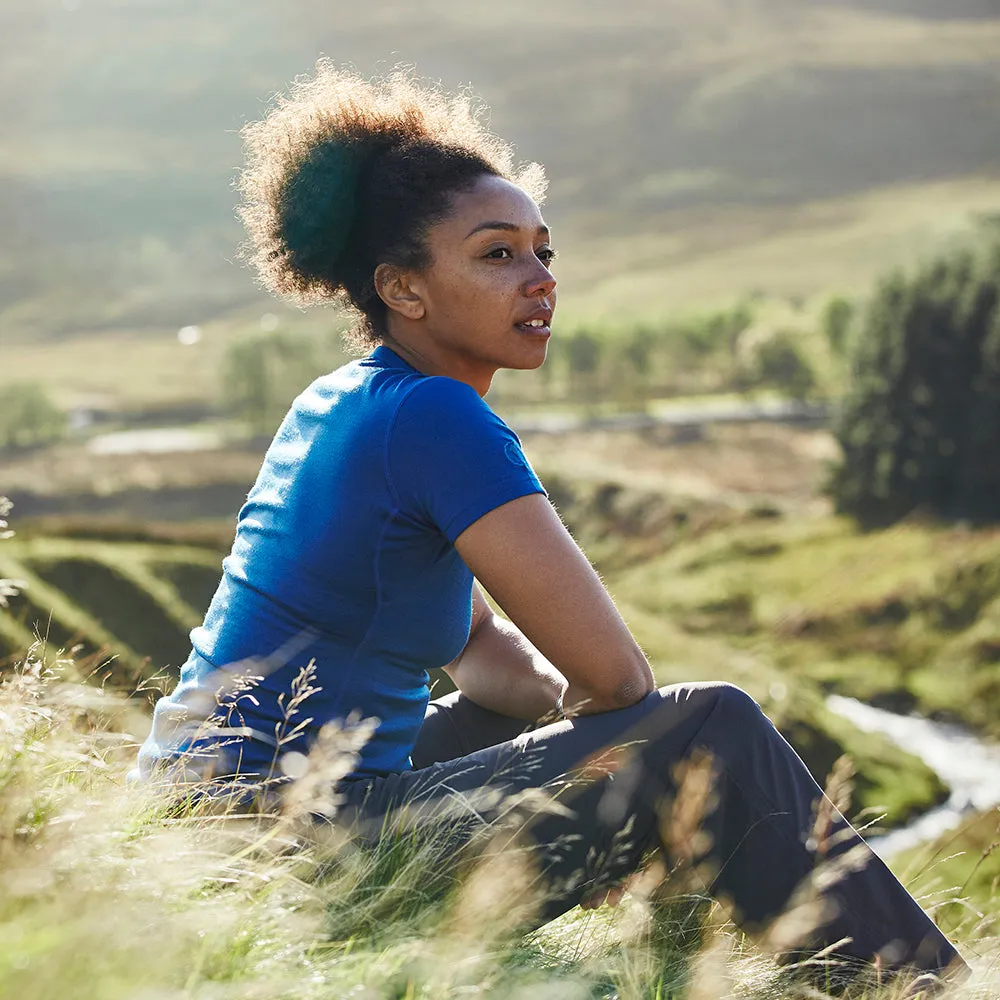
[521,422,839,512]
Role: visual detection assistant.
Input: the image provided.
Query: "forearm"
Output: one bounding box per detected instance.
[561,670,653,717]
[445,613,566,722]
[455,497,656,717]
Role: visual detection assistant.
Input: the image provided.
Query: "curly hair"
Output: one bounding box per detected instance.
[237,62,547,349]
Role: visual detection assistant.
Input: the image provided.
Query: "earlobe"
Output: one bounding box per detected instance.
[374,263,426,321]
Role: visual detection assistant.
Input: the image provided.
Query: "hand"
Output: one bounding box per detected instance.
[580,883,627,911]
[560,681,606,717]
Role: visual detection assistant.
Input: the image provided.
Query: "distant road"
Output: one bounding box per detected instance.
[80,398,831,456]
[508,398,831,436]
[86,427,227,456]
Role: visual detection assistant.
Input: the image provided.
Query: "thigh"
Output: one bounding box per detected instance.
[410,690,531,768]
[348,683,724,819]
[339,683,726,916]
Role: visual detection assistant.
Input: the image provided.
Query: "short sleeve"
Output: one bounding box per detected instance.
[386,377,545,542]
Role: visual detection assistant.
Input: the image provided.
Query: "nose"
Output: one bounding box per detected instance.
[524,257,557,299]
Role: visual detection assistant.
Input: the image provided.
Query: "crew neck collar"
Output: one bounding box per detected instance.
[371,343,420,374]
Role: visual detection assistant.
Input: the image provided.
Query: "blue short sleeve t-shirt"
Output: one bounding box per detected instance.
[137,345,545,779]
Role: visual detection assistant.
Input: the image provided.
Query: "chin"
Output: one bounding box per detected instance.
[508,342,550,371]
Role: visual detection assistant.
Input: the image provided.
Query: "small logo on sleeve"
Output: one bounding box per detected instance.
[504,438,530,470]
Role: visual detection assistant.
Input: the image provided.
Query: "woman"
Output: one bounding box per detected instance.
[137,64,964,994]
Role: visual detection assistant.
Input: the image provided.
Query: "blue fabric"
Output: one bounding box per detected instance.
[137,346,544,779]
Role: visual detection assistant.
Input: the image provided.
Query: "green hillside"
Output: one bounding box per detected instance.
[2,0,1000,340]
[1,479,973,833]
[0,534,223,688]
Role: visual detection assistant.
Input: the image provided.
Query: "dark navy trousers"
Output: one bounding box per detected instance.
[336,683,963,979]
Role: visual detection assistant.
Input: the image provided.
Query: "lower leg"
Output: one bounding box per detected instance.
[645,683,964,977]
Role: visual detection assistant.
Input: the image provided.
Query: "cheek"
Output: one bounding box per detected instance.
[449,273,510,314]
[465,282,512,322]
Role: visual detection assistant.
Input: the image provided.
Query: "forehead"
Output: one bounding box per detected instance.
[438,174,546,236]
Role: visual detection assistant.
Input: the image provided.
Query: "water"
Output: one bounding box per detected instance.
[86,427,225,455]
[826,694,1000,858]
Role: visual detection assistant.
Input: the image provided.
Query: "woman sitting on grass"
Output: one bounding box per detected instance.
[137,63,965,996]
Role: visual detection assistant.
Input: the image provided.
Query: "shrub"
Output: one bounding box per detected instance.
[666,303,752,362]
[735,330,817,400]
[0,383,67,449]
[753,331,817,400]
[221,330,320,436]
[829,236,1000,527]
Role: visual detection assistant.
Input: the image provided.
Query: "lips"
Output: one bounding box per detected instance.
[515,306,553,335]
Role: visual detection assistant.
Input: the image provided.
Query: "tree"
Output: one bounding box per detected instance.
[0,383,67,449]
[828,236,1000,527]
[822,295,855,357]
[733,329,816,400]
[221,331,320,436]
[754,331,816,400]
[565,329,602,404]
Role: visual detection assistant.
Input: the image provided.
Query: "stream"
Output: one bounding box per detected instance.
[825,695,1000,859]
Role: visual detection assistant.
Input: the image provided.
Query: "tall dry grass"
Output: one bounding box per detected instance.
[0,499,998,999]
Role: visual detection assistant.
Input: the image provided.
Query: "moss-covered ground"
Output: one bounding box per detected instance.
[12,477,1000,833]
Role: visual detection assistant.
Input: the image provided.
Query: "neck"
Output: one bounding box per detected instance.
[380,329,494,397]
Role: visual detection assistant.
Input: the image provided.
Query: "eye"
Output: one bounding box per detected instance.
[536,246,558,265]
[484,246,513,260]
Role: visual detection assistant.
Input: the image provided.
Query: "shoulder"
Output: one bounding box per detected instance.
[396,374,491,417]
[391,375,510,439]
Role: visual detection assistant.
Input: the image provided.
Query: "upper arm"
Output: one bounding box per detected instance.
[453,493,653,709]
[387,378,545,543]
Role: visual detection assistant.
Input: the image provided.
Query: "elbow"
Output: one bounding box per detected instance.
[591,650,656,712]
[611,674,655,709]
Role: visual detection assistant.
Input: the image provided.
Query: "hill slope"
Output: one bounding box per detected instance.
[1,0,999,336]
[0,494,958,831]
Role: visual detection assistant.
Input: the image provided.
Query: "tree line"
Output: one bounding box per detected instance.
[6,228,1000,529]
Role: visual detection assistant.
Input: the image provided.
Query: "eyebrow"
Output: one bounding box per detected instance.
[464,220,551,240]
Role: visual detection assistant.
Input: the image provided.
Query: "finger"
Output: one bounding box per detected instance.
[605,886,625,908]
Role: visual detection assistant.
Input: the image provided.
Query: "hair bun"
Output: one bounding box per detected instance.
[279,137,365,275]
[238,62,547,330]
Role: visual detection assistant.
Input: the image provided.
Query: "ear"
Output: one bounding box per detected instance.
[374,263,426,321]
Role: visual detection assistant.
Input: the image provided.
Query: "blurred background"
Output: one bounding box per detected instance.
[3,0,1000,970]
[3,0,1000,423]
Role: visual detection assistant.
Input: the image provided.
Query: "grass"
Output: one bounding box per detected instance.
[0,639,996,999]
[0,653,709,1000]
[0,536,224,683]
[554,177,1000,325]
[0,485,957,829]
[2,467,1000,995]
[0,308,352,412]
[607,515,1000,739]
[896,809,1000,942]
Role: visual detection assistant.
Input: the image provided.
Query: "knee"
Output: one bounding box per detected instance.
[715,682,764,720]
[669,681,765,726]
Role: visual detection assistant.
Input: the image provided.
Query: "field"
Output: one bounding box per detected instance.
[3,0,1000,352]
[4,1,1000,994]
[7,173,1000,416]
[3,432,1000,995]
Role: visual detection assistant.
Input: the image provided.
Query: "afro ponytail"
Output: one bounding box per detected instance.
[237,63,547,347]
